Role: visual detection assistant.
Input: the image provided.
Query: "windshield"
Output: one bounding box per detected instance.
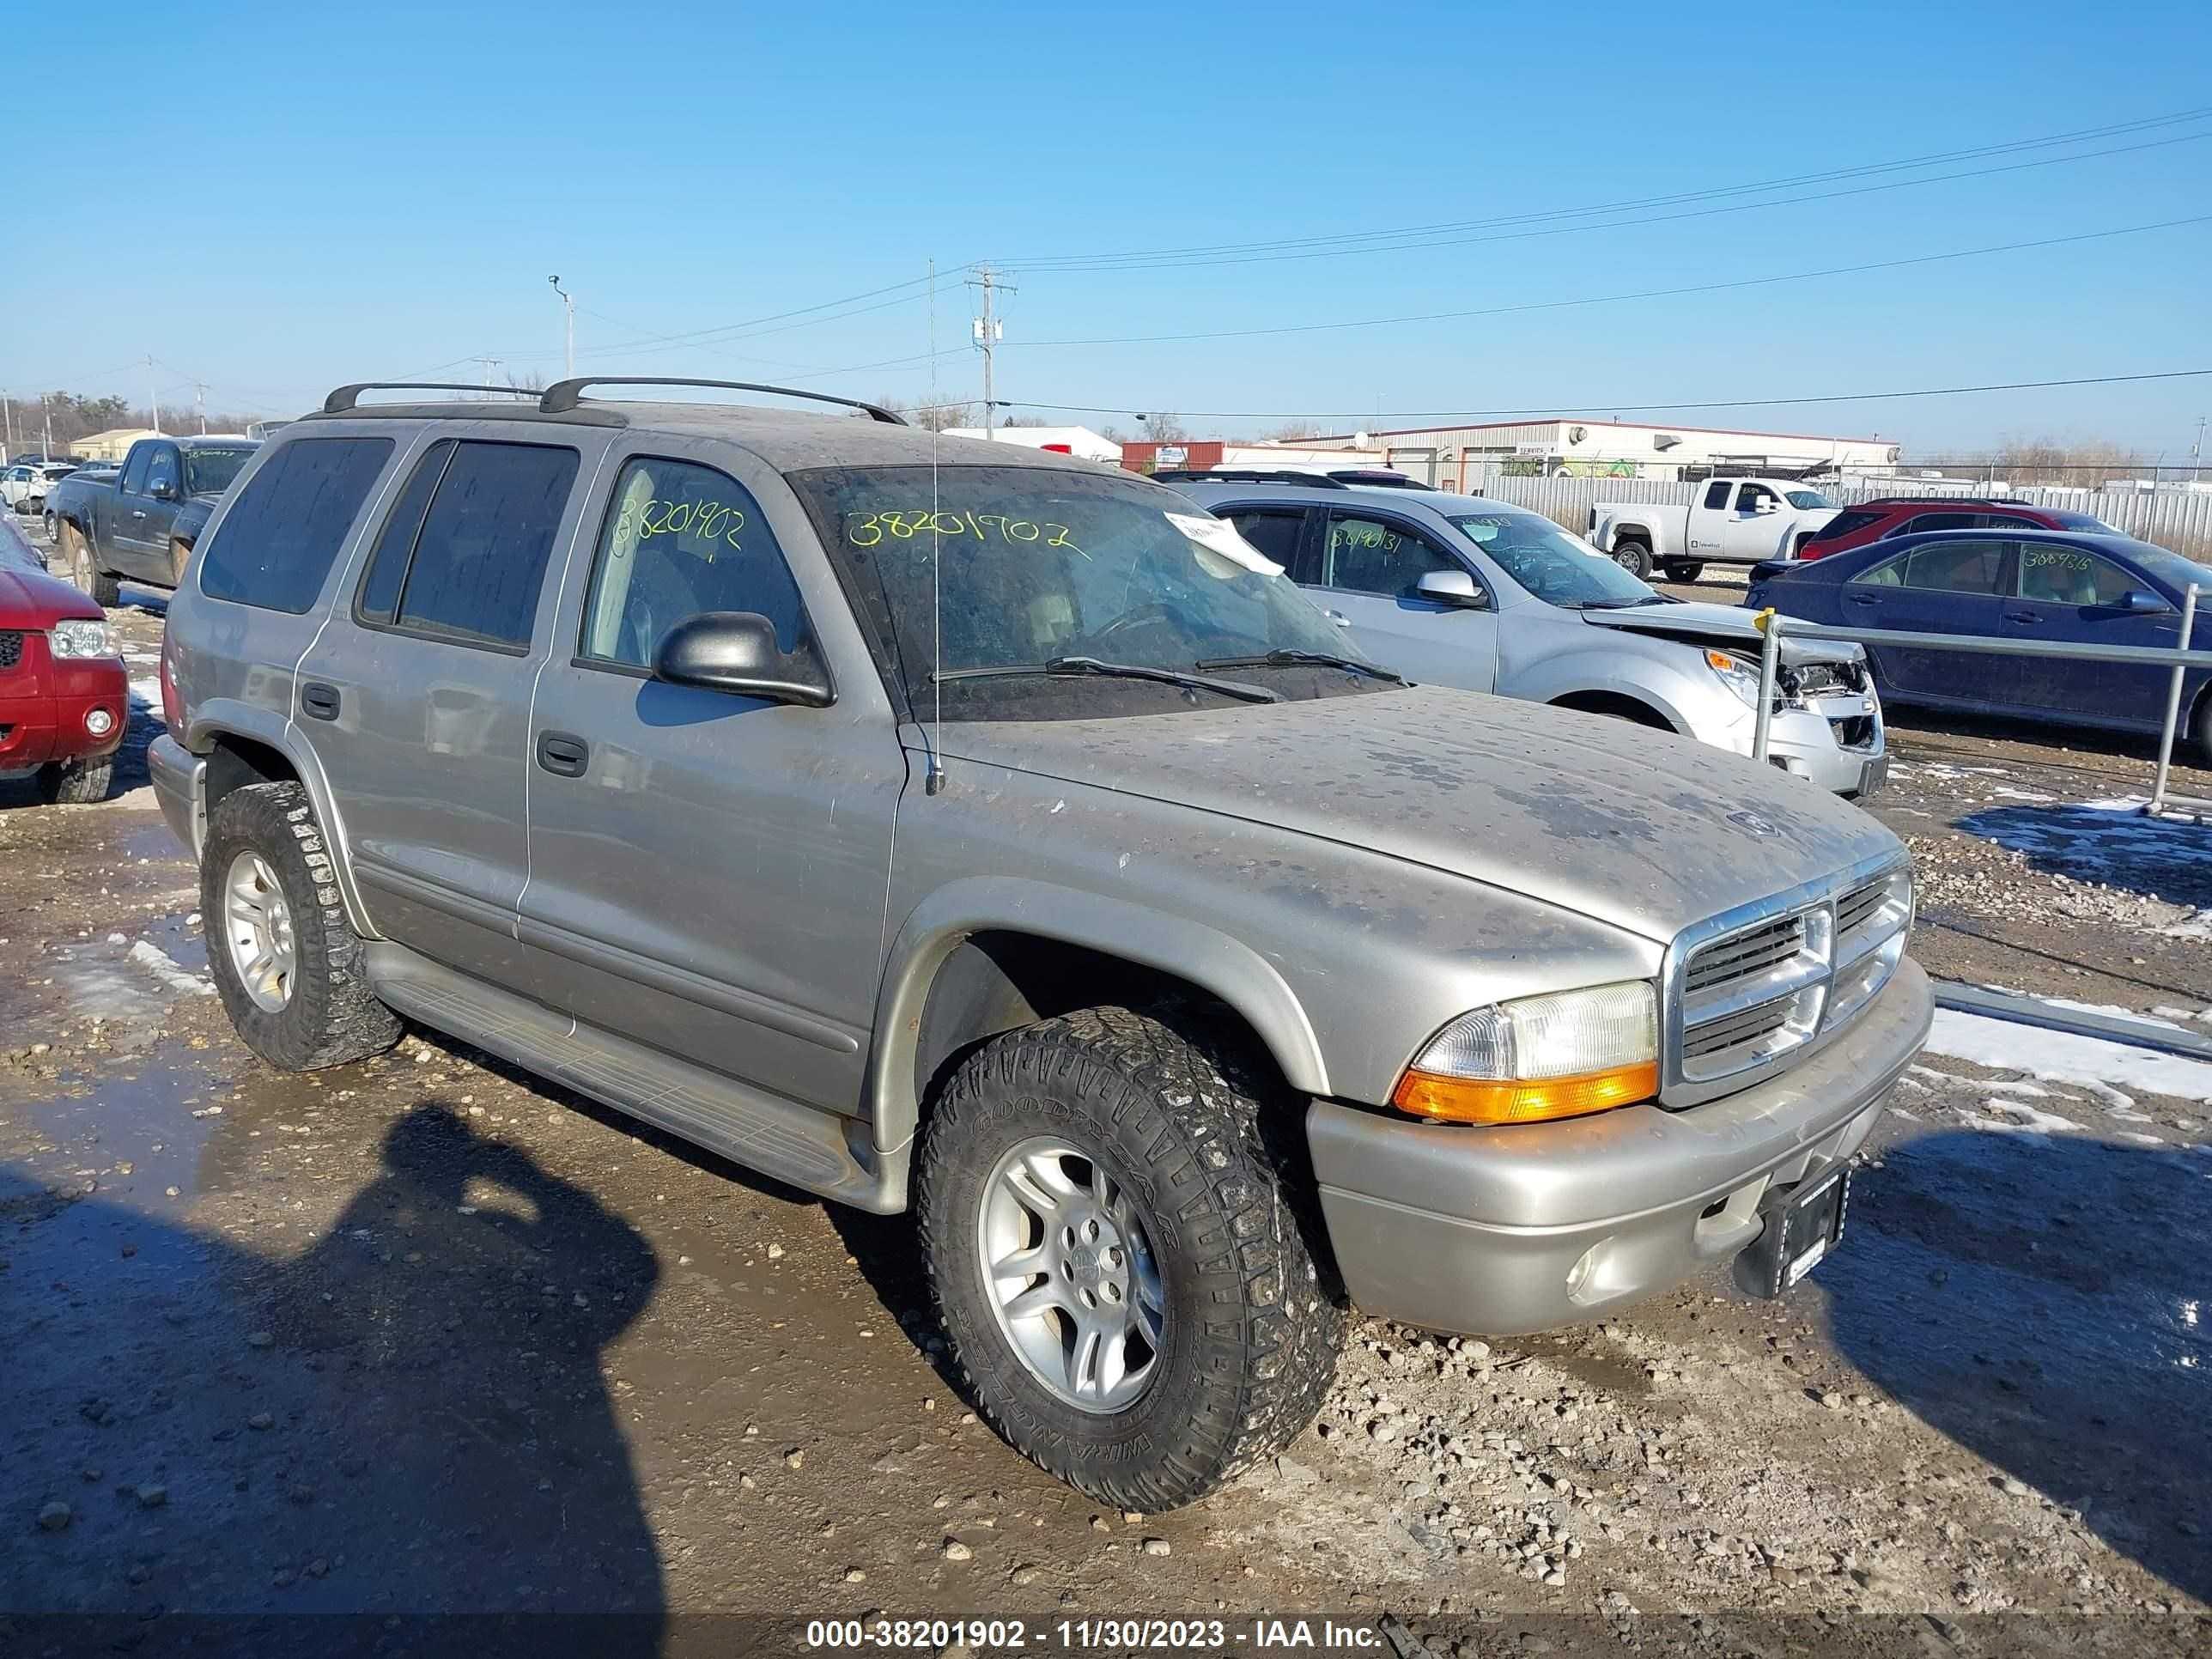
[184,447,255,495]
[1785,489,1833,509]
[789,464,1379,717]
[1449,511,1660,607]
[2129,544,2212,595]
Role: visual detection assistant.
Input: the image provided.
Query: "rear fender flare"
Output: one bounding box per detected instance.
[866,878,1329,1155]
[186,701,380,937]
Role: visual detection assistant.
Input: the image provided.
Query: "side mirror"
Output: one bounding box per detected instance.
[1415,568,1488,609]
[1753,497,1778,515]
[653,611,834,707]
[2120,589,2172,616]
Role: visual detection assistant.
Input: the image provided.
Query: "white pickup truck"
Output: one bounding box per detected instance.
[1590,478,1841,581]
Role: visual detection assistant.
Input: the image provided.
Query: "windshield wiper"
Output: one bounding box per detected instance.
[1581,596,1674,610]
[1195,647,1407,684]
[930,655,1282,704]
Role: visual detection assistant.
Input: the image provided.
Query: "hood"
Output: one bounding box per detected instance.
[933,687,1900,945]
[1580,599,1861,665]
[0,557,106,627]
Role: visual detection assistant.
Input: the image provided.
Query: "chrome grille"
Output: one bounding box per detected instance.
[0,630,21,671]
[1665,858,1912,1104]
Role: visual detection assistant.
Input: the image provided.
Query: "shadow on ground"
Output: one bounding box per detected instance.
[1826,1127,2212,1605]
[1954,800,2212,910]
[2,1099,665,1651]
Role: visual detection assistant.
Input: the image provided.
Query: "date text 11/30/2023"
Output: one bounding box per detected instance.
[805,1616,1382,1650]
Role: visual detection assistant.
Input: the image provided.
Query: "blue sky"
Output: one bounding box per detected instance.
[5,0,2209,457]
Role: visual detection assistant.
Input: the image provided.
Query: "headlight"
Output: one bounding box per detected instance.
[1705,647,1768,710]
[48,619,118,659]
[1392,981,1659,1125]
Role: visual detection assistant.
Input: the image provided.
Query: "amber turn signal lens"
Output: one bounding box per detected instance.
[1391,1060,1659,1126]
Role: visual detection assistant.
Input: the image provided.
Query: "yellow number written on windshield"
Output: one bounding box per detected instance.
[846,509,1085,557]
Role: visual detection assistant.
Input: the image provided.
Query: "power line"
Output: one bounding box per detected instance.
[1014,214,2212,349]
[1004,106,2212,270]
[994,368,2212,425]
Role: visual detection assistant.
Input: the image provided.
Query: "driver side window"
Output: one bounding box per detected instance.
[143,446,179,498]
[1736,484,1777,513]
[1322,513,1455,599]
[580,456,811,671]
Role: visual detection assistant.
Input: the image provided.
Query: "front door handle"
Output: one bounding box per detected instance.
[1846,592,1880,606]
[300,682,341,721]
[131,510,147,520]
[2004,611,2040,623]
[1325,610,1352,628]
[537,730,589,777]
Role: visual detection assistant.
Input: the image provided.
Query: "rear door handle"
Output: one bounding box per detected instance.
[2004,611,2039,623]
[1846,592,1881,606]
[300,682,341,721]
[537,730,589,777]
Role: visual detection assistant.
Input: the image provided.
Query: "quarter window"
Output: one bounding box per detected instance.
[1322,514,1456,599]
[356,440,579,651]
[197,437,394,614]
[580,457,809,669]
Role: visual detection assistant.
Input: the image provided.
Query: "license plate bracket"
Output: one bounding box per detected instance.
[1731,1167,1850,1299]
[1857,755,1890,797]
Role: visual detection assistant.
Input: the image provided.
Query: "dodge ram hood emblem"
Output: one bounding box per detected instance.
[1727,810,1780,837]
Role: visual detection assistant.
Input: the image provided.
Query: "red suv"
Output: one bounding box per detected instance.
[1795,497,2114,562]
[1,531,127,802]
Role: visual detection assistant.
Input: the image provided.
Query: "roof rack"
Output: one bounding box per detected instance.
[323,382,538,413]
[1153,468,1347,488]
[538,377,907,423]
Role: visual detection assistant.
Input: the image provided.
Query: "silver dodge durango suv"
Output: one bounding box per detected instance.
[149,379,1931,1510]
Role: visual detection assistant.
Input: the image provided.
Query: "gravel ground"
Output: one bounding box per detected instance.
[1,527,2207,1656]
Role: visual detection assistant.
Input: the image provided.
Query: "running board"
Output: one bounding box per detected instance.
[362,942,901,1212]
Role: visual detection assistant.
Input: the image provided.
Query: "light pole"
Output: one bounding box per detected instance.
[550,276,574,379]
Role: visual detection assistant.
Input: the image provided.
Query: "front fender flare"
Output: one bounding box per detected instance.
[867,877,1330,1155]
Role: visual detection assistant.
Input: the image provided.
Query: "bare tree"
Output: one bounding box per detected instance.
[1260,422,1321,441]
[1137,412,1188,443]
[1957,435,2146,486]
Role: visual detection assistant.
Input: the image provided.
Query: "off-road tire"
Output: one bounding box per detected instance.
[1662,561,1705,583]
[918,1005,1343,1511]
[202,781,400,1071]
[1610,538,1654,580]
[68,523,120,608]
[36,756,114,804]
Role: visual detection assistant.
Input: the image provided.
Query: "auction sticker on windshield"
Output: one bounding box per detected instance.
[1164,511,1281,576]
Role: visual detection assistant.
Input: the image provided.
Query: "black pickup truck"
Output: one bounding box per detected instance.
[48,434,258,605]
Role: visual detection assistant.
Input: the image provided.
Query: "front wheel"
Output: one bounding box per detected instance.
[37,756,113,805]
[918,1006,1342,1511]
[1610,538,1654,580]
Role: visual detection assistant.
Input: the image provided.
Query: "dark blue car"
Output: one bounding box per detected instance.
[1746,528,2212,761]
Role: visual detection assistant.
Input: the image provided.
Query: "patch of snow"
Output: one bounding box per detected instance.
[128,678,161,706]
[1970,1098,2087,1135]
[1992,786,2057,803]
[1979,1079,2051,1098]
[1925,1008,2212,1104]
[127,939,214,998]
[2042,999,2187,1030]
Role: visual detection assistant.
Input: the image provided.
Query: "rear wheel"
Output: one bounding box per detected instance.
[1662,561,1705,583]
[918,1005,1341,1511]
[1610,538,1654,580]
[36,756,113,805]
[2193,688,2212,769]
[68,523,120,608]
[201,781,401,1071]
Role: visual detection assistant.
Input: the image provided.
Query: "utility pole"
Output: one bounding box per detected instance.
[971,264,1012,438]
[2,391,13,454]
[147,356,161,434]
[44,396,55,461]
[475,356,503,398]
[550,276,574,379]
[194,383,208,434]
[2192,416,2206,483]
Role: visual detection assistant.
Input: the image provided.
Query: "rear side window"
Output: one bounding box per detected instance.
[198,437,395,614]
[1856,539,2009,596]
[1221,509,1307,573]
[356,440,579,652]
[1702,482,1731,509]
[1804,508,1884,544]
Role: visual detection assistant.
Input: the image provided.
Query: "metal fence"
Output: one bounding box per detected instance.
[1466,468,2212,559]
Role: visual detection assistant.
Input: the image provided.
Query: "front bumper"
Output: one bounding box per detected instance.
[149,732,204,856]
[1698,691,1886,797]
[0,652,128,773]
[1306,957,1931,1336]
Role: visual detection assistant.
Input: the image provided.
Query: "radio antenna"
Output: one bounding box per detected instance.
[924,258,946,796]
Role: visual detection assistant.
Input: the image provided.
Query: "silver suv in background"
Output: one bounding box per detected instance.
[150,379,1929,1511]
[1174,476,1888,797]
